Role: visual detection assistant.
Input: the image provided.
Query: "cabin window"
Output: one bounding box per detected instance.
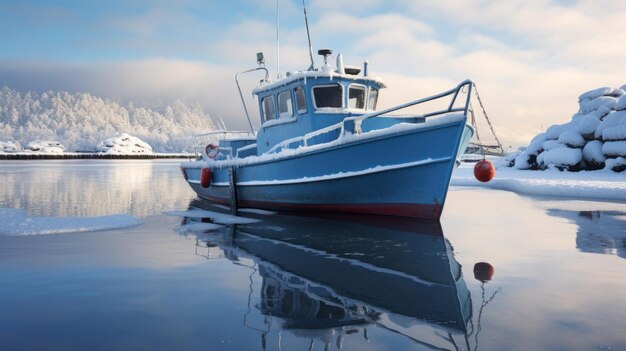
[368,88,379,110]
[294,86,307,114]
[277,91,293,118]
[348,85,366,109]
[313,84,343,109]
[262,95,276,121]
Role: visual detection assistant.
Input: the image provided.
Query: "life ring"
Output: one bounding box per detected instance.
[205,144,219,159]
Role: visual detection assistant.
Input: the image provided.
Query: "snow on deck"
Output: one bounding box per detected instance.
[0,208,142,236]
[452,164,626,201]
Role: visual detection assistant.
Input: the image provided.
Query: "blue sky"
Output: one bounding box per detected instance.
[1,0,625,144]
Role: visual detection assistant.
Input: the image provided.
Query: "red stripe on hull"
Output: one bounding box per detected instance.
[198,195,442,220]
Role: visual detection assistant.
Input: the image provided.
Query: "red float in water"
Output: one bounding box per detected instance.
[200,168,213,188]
[473,262,495,283]
[474,160,495,182]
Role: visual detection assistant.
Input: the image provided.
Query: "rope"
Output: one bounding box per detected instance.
[469,102,486,159]
[472,83,504,155]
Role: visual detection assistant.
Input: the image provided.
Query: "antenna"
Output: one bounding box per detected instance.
[302,0,315,70]
[276,0,280,79]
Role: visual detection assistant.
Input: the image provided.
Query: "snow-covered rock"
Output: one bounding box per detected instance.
[506,83,626,173]
[605,157,626,172]
[558,131,585,148]
[513,152,532,170]
[602,125,626,141]
[0,141,19,153]
[546,122,575,140]
[96,133,153,155]
[602,141,626,158]
[541,148,582,169]
[26,140,64,152]
[582,140,605,169]
[526,133,547,155]
[580,96,617,114]
[577,113,601,138]
[595,110,626,139]
[615,94,626,111]
[578,87,613,102]
[542,139,565,151]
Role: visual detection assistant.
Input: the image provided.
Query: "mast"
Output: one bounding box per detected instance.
[302,0,315,70]
[276,0,280,79]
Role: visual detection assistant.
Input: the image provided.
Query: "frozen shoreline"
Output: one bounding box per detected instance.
[452,163,626,202]
[0,152,194,160]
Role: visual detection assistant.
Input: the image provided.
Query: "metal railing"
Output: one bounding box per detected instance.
[266,80,474,155]
[193,130,256,159]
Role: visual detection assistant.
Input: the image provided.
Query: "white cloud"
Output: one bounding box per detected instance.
[3,0,626,147]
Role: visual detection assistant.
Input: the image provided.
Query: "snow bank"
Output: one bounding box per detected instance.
[506,83,626,172]
[26,140,64,153]
[452,165,626,201]
[96,133,153,155]
[0,141,19,153]
[0,208,142,236]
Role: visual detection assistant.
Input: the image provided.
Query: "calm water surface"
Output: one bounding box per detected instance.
[0,160,625,351]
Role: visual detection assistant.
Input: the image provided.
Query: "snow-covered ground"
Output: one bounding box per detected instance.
[96,133,153,155]
[452,163,625,201]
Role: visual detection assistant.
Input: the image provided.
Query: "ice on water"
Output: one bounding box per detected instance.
[0,208,142,236]
[164,208,260,224]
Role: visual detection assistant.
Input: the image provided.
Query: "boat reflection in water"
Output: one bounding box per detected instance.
[181,200,483,350]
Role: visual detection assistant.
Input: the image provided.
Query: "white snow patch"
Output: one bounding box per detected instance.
[26,140,64,152]
[577,113,601,136]
[0,141,19,153]
[558,131,585,147]
[526,133,548,155]
[97,133,153,155]
[580,96,617,114]
[542,139,565,151]
[546,122,576,140]
[602,141,626,157]
[595,110,626,139]
[617,93,626,110]
[452,165,626,201]
[605,157,626,171]
[513,152,532,170]
[602,125,626,141]
[582,140,606,164]
[579,87,613,102]
[541,148,582,166]
[164,209,260,224]
[0,208,142,236]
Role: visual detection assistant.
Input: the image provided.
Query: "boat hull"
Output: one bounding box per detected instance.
[183,117,468,220]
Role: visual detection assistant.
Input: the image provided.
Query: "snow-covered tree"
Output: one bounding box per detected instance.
[0,86,215,152]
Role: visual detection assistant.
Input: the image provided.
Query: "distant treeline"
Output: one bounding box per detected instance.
[0,86,215,152]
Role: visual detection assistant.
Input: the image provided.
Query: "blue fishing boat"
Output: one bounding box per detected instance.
[181,48,474,219]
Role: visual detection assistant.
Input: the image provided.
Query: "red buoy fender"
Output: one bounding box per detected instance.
[473,262,495,283]
[474,160,495,183]
[200,168,212,188]
[205,144,219,159]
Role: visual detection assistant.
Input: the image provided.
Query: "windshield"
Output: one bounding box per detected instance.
[313,85,343,108]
